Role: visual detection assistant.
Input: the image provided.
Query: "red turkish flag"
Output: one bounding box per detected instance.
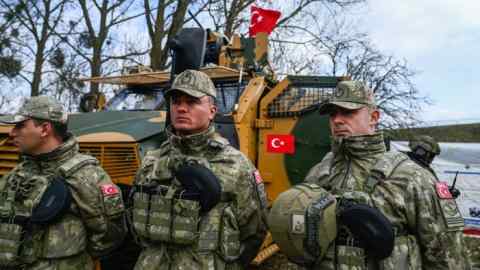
[101,184,120,197]
[435,182,452,199]
[266,134,295,154]
[249,5,281,37]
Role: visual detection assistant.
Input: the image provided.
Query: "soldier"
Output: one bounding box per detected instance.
[269,81,470,269]
[0,96,126,269]
[407,135,441,179]
[131,70,268,270]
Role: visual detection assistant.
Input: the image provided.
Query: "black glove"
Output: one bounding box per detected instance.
[175,163,222,213]
[338,202,395,260]
[31,177,72,224]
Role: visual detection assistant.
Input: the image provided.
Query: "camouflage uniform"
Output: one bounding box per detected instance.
[131,70,268,270]
[305,81,470,270]
[0,96,126,269]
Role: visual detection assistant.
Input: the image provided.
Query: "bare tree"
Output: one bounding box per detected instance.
[44,50,87,111]
[205,0,255,37]
[55,0,148,97]
[0,0,68,96]
[0,4,22,79]
[346,45,429,128]
[270,9,429,128]
[143,0,193,70]
[205,0,364,38]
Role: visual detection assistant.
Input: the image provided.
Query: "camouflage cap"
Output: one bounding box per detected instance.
[319,80,376,115]
[409,135,441,155]
[165,69,216,99]
[0,96,67,124]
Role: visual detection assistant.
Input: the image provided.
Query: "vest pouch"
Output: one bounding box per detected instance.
[132,192,150,239]
[218,205,241,262]
[148,194,172,242]
[0,222,23,266]
[335,245,367,270]
[197,206,222,252]
[171,197,200,245]
[196,205,242,270]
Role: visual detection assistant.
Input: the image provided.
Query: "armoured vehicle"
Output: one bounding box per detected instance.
[3,27,478,269]
[0,28,343,268]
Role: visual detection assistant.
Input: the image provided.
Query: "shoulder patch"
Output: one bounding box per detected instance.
[253,170,263,184]
[101,184,120,197]
[435,182,453,199]
[251,170,268,209]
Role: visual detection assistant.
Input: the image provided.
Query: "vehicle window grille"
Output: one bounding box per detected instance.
[0,137,19,178]
[79,143,140,185]
[215,81,248,114]
[267,86,334,117]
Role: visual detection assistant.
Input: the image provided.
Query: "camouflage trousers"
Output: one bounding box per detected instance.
[254,253,303,270]
[21,252,94,270]
[135,246,243,270]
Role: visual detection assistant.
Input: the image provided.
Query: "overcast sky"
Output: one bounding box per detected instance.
[355,0,480,124]
[4,0,477,126]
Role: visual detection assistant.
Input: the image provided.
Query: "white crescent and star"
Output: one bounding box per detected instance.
[437,182,452,198]
[440,186,450,196]
[271,138,286,149]
[250,10,264,28]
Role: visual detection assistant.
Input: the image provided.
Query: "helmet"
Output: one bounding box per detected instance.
[268,183,337,266]
[408,135,440,155]
[408,135,440,166]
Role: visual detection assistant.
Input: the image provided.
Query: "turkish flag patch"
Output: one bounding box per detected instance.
[436,182,453,199]
[266,134,295,154]
[253,170,263,184]
[101,184,120,197]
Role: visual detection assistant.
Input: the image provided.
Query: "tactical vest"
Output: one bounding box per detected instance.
[314,151,420,270]
[0,154,98,267]
[132,141,243,269]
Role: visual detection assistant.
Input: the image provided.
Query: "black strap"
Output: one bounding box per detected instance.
[0,215,29,226]
[304,195,335,263]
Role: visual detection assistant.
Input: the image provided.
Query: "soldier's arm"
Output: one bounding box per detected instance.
[405,170,471,269]
[235,164,268,267]
[67,165,127,258]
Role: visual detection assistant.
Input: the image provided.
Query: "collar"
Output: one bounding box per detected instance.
[23,134,78,165]
[166,125,226,155]
[331,132,386,161]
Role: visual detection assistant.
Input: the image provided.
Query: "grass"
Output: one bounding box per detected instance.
[386,123,480,143]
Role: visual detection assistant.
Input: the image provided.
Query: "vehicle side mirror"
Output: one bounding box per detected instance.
[168,28,207,75]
